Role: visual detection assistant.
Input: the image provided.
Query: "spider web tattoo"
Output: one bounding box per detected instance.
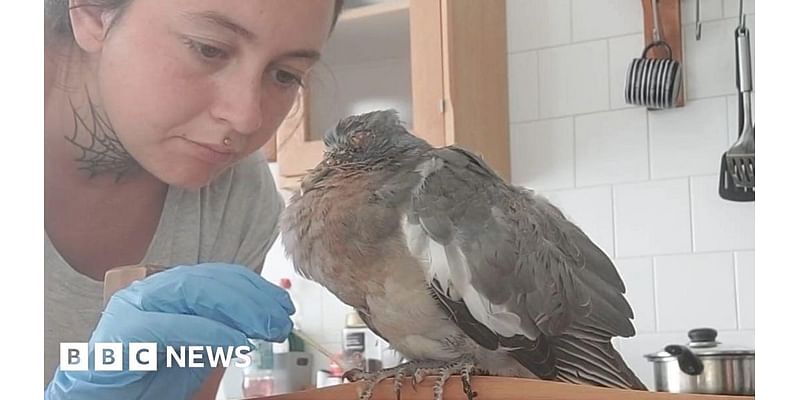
[65,90,139,181]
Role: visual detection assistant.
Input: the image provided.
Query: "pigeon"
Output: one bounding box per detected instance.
[280,110,646,400]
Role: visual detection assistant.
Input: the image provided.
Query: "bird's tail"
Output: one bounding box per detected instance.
[552,332,647,390]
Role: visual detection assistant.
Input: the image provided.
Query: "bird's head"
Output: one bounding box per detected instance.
[322,109,431,168]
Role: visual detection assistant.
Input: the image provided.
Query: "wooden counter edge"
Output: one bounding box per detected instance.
[256,376,753,400]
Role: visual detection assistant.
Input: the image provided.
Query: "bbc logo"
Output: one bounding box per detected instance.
[61,342,158,371]
[61,342,253,371]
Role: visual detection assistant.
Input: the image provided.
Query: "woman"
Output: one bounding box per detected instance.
[44,0,344,398]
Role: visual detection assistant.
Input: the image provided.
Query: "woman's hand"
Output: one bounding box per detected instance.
[45,263,294,400]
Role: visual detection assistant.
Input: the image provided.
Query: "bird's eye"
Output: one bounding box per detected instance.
[350,131,370,147]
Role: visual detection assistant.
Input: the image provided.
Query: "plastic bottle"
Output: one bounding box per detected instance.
[326,356,345,386]
[242,340,274,397]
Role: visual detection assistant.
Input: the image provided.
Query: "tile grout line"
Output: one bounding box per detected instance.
[645,110,653,180]
[651,256,660,332]
[610,185,618,258]
[606,38,613,111]
[572,116,577,188]
[509,93,733,125]
[536,50,541,121]
[613,247,754,260]
[688,177,696,252]
[510,32,642,54]
[568,0,574,44]
[524,173,738,198]
[732,252,742,330]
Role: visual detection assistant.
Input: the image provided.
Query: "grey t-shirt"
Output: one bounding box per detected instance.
[44,153,285,385]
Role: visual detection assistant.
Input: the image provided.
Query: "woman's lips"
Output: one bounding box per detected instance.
[181,138,237,164]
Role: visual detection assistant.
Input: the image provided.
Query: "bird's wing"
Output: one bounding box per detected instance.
[403,146,642,388]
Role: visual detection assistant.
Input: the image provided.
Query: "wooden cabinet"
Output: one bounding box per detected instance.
[274,0,510,190]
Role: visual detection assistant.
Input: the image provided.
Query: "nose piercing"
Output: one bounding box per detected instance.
[223,137,232,146]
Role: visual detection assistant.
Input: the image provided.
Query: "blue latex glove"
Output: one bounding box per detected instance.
[45,263,295,400]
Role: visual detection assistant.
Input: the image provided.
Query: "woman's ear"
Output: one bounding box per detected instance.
[68,0,114,53]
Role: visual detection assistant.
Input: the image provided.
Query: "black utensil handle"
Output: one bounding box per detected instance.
[738,92,744,135]
[665,345,704,376]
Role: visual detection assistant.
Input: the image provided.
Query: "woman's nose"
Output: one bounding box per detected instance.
[210,74,264,135]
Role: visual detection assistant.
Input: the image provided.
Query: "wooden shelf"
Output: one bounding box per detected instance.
[256,376,753,400]
[276,0,510,190]
[324,0,410,67]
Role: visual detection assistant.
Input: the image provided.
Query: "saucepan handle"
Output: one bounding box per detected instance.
[665,345,704,376]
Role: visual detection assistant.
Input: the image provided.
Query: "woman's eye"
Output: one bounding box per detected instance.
[185,39,228,60]
[272,69,304,88]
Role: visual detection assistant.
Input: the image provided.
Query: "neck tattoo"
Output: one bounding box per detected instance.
[65,89,139,181]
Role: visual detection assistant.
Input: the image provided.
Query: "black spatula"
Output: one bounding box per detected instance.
[719,15,754,202]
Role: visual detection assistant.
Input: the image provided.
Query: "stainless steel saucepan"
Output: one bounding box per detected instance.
[644,328,754,395]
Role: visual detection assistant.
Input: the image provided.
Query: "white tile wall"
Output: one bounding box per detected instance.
[726,94,738,145]
[722,0,755,17]
[506,0,571,51]
[690,175,755,252]
[575,108,649,186]
[613,179,692,258]
[572,0,643,42]
[508,50,539,122]
[538,41,610,117]
[681,0,723,25]
[615,257,657,333]
[649,97,729,179]
[608,34,643,110]
[541,186,615,256]
[654,252,738,331]
[505,0,756,369]
[735,251,755,330]
[726,92,756,145]
[320,289,352,344]
[510,118,575,190]
[683,17,754,100]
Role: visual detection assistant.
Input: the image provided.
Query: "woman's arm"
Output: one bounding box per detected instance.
[193,368,227,400]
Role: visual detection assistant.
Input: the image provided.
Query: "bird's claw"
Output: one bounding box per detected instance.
[431,357,477,400]
[345,357,477,400]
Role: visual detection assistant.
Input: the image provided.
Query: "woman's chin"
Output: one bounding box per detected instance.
[155,167,223,191]
[137,154,233,191]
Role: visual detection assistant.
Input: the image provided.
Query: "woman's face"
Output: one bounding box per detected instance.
[91,0,334,189]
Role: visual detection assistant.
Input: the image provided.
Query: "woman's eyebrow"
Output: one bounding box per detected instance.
[275,49,321,62]
[181,11,322,62]
[183,10,256,42]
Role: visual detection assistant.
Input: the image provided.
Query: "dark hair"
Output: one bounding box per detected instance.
[46,0,346,44]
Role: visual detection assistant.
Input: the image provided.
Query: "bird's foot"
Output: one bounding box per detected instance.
[343,356,477,400]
